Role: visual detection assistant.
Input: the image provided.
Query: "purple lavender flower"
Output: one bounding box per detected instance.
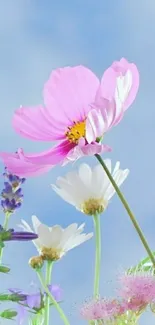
[0,225,38,242]
[1,168,25,213]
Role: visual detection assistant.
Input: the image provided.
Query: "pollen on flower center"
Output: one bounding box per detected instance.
[40,247,62,261]
[81,198,108,216]
[65,120,86,144]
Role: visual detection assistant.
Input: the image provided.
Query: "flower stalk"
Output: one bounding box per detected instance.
[0,212,11,264]
[37,269,70,325]
[95,154,155,268]
[93,214,101,297]
[44,261,53,325]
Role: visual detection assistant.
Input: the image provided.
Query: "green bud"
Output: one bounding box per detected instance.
[0,309,17,320]
[0,265,10,273]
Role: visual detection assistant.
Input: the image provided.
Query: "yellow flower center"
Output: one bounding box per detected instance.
[81,198,108,216]
[40,247,63,261]
[65,120,86,144]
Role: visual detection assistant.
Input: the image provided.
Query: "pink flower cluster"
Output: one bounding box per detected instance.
[80,272,155,322]
[0,58,139,177]
[80,298,127,322]
[119,272,155,311]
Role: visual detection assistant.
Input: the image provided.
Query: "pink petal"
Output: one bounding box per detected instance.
[43,66,100,125]
[81,143,111,156]
[13,105,66,141]
[0,151,52,177]
[86,109,107,143]
[17,140,75,165]
[93,58,139,131]
[96,57,139,111]
[91,98,122,132]
[63,141,111,164]
[115,58,139,110]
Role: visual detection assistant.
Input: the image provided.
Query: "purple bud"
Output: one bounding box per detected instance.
[10,231,38,241]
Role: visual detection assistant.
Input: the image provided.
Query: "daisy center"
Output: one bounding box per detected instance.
[81,198,108,216]
[41,247,62,261]
[65,120,86,144]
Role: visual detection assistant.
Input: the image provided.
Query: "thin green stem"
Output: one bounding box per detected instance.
[93,214,101,297]
[37,269,70,325]
[44,261,53,325]
[0,212,11,264]
[95,154,155,268]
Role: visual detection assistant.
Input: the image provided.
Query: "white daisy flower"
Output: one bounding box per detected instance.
[19,215,93,261]
[51,159,129,216]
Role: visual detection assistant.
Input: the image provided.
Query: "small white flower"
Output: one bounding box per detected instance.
[19,215,93,260]
[51,159,129,216]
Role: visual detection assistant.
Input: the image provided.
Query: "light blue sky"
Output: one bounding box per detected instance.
[0,0,155,324]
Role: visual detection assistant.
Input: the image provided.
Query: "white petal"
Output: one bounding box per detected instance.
[18,219,42,250]
[104,169,129,201]
[78,164,92,188]
[32,215,41,233]
[37,224,52,248]
[63,171,78,184]
[64,232,93,251]
[115,70,132,118]
[112,161,120,175]
[103,159,112,173]
[52,185,78,206]
[91,164,109,197]
[49,226,63,247]
[52,173,91,207]
[18,219,33,232]
[58,224,79,249]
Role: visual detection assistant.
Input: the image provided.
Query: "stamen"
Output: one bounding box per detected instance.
[81,198,108,216]
[66,120,86,144]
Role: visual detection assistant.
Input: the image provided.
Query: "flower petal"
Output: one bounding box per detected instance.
[37,224,52,248]
[112,58,139,110]
[26,293,41,309]
[32,215,41,233]
[96,58,139,108]
[81,143,111,156]
[63,142,111,165]
[49,226,63,247]
[20,140,74,165]
[13,105,65,141]
[0,151,52,177]
[18,219,42,249]
[78,164,92,187]
[94,58,139,130]
[43,66,100,125]
[0,141,74,177]
[86,109,106,143]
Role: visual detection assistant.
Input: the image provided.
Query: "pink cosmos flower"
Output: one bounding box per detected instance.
[119,273,155,311]
[0,58,139,176]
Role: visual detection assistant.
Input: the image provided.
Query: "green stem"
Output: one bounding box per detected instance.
[44,261,53,325]
[0,212,11,264]
[37,269,70,325]
[95,154,155,268]
[93,214,101,297]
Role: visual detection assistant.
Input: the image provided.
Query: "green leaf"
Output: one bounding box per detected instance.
[0,293,25,302]
[0,265,10,273]
[127,252,155,274]
[0,309,17,320]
